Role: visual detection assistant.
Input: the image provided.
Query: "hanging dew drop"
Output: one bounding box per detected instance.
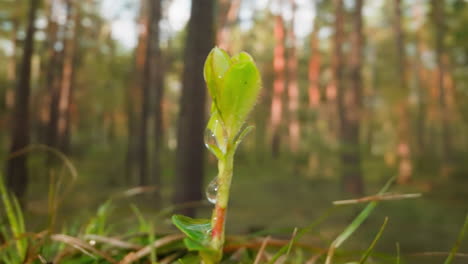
[206,177,219,204]
[204,128,217,149]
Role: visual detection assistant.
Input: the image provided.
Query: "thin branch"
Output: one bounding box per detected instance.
[120,234,184,264]
[409,251,468,258]
[50,234,116,263]
[333,193,421,205]
[83,234,141,250]
[253,236,271,264]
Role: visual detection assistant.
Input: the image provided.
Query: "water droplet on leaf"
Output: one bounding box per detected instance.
[206,177,219,204]
[204,128,217,149]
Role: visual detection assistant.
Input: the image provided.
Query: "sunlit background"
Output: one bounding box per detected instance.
[1,0,468,262]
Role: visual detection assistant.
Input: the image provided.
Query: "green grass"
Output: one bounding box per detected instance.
[2,164,467,264]
[2,142,468,263]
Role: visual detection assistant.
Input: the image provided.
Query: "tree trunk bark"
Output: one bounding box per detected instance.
[432,0,452,164]
[45,0,64,151]
[270,15,286,158]
[6,0,39,200]
[336,0,364,196]
[126,2,147,184]
[138,0,155,186]
[151,0,163,196]
[57,0,79,153]
[5,19,18,111]
[393,0,412,184]
[287,0,300,153]
[308,22,320,109]
[413,3,426,156]
[174,0,214,217]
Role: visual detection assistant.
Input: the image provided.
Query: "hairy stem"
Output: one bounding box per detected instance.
[210,147,234,260]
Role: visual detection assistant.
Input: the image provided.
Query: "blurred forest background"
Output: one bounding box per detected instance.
[1,0,468,260]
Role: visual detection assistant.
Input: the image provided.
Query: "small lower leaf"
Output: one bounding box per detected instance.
[184,238,216,254]
[234,125,254,151]
[172,215,211,245]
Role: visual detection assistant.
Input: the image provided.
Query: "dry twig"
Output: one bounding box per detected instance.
[253,236,271,264]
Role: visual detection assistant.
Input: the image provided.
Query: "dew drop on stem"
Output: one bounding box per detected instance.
[206,177,219,204]
[204,128,217,150]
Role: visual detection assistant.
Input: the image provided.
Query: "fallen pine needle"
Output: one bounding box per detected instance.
[83,234,141,250]
[409,251,468,258]
[120,234,184,264]
[333,193,421,205]
[254,236,271,264]
[51,234,116,263]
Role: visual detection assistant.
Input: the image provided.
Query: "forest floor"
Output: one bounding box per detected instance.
[21,149,468,264]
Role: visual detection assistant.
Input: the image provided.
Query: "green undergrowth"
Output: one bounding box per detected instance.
[1,172,468,264]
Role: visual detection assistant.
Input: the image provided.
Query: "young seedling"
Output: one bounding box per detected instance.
[172,47,262,263]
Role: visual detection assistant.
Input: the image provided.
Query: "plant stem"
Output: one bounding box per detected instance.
[210,147,234,260]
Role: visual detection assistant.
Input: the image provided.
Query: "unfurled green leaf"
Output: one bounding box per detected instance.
[204,47,231,102]
[218,52,261,139]
[171,215,211,245]
[204,47,262,141]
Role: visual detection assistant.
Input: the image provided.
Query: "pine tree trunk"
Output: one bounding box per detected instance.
[151,0,164,194]
[6,0,39,200]
[287,0,300,153]
[271,15,286,158]
[394,0,412,184]
[413,3,426,156]
[57,0,79,153]
[174,0,214,217]
[138,0,153,186]
[45,0,63,150]
[432,0,452,164]
[5,19,18,111]
[308,23,320,109]
[126,2,147,184]
[336,0,364,196]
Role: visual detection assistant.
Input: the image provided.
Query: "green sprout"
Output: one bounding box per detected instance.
[172,47,262,263]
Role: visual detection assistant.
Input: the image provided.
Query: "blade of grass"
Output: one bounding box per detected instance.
[7,144,78,213]
[395,243,400,264]
[12,193,27,257]
[267,206,337,264]
[444,213,468,264]
[285,228,298,258]
[359,217,388,264]
[149,224,159,264]
[325,177,395,264]
[131,204,149,231]
[6,144,77,181]
[48,171,58,230]
[84,200,114,235]
[0,174,27,260]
